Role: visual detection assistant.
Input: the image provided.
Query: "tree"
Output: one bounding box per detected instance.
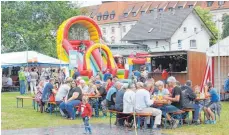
[1,1,83,57]
[195,6,219,45]
[222,14,229,39]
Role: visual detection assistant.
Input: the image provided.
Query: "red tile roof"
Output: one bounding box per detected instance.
[83,1,229,25]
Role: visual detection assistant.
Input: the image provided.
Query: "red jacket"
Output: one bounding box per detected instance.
[77,103,92,118]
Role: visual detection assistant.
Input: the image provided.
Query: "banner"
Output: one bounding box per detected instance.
[69,50,78,70]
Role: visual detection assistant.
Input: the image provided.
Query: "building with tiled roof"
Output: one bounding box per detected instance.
[82,1,229,44]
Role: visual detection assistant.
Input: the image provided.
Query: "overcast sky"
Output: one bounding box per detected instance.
[80,0,102,7]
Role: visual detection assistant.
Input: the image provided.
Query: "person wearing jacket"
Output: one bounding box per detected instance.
[181,80,200,125]
[77,96,92,134]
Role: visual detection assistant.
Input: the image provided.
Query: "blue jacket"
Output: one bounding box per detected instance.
[224,78,229,92]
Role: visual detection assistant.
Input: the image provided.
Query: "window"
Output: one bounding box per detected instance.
[156,41,158,47]
[141,11,145,15]
[124,13,128,18]
[110,14,115,19]
[188,5,193,8]
[103,11,109,20]
[102,28,106,35]
[110,10,115,20]
[111,27,115,34]
[132,12,136,17]
[159,8,163,12]
[194,27,197,33]
[131,25,134,28]
[183,27,187,33]
[218,1,225,6]
[190,40,197,48]
[168,7,173,11]
[103,15,108,20]
[178,6,183,9]
[178,40,182,49]
[123,26,126,33]
[97,13,102,21]
[207,1,213,7]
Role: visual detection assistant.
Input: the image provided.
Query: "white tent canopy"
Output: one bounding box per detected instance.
[1,51,68,67]
[207,36,229,57]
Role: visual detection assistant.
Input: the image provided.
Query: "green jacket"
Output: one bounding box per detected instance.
[18,71,26,81]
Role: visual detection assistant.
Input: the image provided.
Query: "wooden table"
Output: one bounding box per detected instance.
[84,95,102,117]
[16,96,35,109]
[154,100,170,107]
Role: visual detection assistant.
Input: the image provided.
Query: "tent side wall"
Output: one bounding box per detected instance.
[188,51,206,87]
[214,56,229,90]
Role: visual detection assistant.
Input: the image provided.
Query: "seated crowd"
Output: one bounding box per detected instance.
[35,68,221,131]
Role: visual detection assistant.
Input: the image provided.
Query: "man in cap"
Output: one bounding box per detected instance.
[92,81,107,117]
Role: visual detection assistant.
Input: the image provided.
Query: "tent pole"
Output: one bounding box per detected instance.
[217,17,221,100]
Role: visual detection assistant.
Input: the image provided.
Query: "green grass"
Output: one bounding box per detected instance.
[1,92,110,130]
[2,92,229,135]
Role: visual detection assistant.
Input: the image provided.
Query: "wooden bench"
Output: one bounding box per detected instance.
[182,108,195,125]
[2,86,19,92]
[220,91,229,101]
[48,102,59,116]
[16,96,35,109]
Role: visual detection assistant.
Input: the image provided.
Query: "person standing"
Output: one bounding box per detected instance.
[30,68,39,95]
[18,67,26,95]
[77,96,92,134]
[24,67,31,94]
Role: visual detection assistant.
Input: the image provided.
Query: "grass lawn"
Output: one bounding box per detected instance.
[2,92,229,135]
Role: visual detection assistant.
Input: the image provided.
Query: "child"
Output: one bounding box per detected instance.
[203,82,220,124]
[77,96,92,134]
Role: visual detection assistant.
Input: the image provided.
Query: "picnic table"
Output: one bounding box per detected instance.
[16,96,35,109]
[83,94,102,117]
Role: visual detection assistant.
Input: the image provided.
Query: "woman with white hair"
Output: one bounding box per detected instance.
[123,84,136,128]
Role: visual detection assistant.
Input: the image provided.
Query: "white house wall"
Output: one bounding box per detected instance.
[171,12,211,53]
[99,21,137,43]
[143,40,170,52]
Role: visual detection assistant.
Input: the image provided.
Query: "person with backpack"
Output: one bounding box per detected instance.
[224,73,229,92]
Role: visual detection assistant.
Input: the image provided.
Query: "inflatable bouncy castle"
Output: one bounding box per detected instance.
[56,16,128,80]
[128,52,151,78]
